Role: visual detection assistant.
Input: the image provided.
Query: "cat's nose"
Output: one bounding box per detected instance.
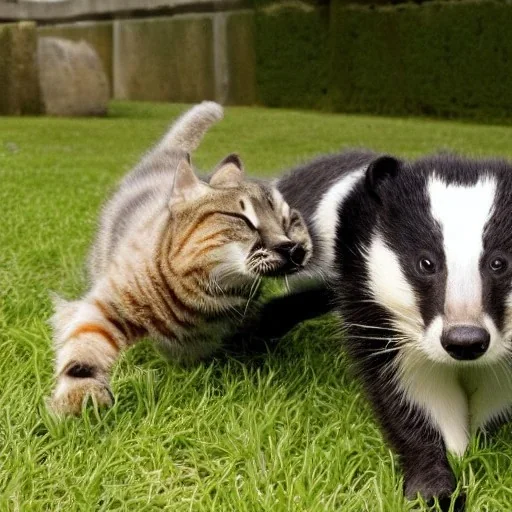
[274,242,306,267]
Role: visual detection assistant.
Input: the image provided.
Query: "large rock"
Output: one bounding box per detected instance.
[38,22,113,95]
[0,22,42,116]
[38,37,109,116]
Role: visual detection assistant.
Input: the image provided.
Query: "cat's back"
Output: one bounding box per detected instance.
[88,149,184,280]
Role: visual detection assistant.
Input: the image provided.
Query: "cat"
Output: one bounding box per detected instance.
[49,102,312,415]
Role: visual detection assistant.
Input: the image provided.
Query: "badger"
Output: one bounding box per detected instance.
[260,150,512,509]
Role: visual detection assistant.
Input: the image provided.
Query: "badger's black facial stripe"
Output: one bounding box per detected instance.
[374,169,447,327]
[66,363,96,379]
[481,178,512,330]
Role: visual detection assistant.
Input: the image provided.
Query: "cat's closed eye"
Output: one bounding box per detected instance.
[218,211,258,232]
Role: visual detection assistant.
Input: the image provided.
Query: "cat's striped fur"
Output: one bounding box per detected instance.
[50,102,312,415]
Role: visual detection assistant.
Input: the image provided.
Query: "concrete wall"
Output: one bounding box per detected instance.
[0,0,246,22]
[225,11,256,106]
[113,15,215,102]
[33,10,258,105]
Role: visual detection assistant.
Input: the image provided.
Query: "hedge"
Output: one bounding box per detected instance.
[254,3,330,109]
[329,0,512,120]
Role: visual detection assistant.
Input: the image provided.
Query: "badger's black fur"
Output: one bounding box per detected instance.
[261,150,512,511]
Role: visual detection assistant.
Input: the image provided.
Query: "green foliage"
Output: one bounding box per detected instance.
[254,4,330,109]
[3,102,512,510]
[329,1,512,120]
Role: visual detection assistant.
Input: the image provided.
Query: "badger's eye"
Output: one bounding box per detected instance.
[490,257,508,274]
[418,257,436,275]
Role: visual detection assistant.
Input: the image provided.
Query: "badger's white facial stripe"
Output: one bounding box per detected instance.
[240,199,260,229]
[366,233,423,339]
[428,176,496,322]
[313,168,365,272]
[365,235,471,453]
[421,315,449,362]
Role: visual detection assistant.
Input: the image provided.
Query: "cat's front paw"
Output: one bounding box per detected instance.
[49,376,114,416]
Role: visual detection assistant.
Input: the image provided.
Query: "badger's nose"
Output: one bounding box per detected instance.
[274,242,306,267]
[441,325,490,361]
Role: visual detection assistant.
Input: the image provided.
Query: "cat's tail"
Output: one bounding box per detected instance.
[157,101,224,154]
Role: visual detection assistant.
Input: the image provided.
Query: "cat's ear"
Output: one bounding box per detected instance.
[210,154,244,189]
[169,159,209,207]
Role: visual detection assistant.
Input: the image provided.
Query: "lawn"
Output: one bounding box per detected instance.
[2,102,512,511]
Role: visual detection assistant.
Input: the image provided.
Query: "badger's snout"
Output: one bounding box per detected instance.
[274,242,306,268]
[441,325,490,361]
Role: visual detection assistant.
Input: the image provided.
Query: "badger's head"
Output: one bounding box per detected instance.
[362,154,512,366]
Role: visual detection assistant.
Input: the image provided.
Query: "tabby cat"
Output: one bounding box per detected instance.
[50,102,312,415]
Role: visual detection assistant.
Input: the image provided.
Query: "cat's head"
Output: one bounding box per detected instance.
[167,154,312,289]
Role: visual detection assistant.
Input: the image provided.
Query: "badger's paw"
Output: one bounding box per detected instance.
[426,494,466,512]
[405,473,465,512]
[49,376,114,416]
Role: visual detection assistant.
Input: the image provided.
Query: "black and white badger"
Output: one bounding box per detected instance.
[265,150,512,509]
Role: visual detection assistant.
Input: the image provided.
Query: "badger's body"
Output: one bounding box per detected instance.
[273,150,512,507]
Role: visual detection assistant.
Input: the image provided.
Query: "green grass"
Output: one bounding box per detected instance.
[2,102,512,511]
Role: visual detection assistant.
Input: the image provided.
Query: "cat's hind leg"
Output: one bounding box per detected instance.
[49,295,130,415]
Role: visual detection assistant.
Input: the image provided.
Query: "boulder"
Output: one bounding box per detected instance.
[0,22,42,116]
[38,22,114,95]
[37,37,109,116]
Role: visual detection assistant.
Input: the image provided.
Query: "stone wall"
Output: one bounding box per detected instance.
[113,15,215,102]
[0,21,41,115]
[3,0,512,120]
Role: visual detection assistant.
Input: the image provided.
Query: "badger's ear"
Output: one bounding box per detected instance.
[169,159,209,207]
[365,156,400,203]
[210,153,244,189]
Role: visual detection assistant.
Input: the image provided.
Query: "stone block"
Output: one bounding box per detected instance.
[38,37,109,116]
[38,21,113,95]
[113,15,215,102]
[0,22,42,116]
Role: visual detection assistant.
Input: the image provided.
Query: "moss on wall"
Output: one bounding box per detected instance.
[0,22,41,115]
